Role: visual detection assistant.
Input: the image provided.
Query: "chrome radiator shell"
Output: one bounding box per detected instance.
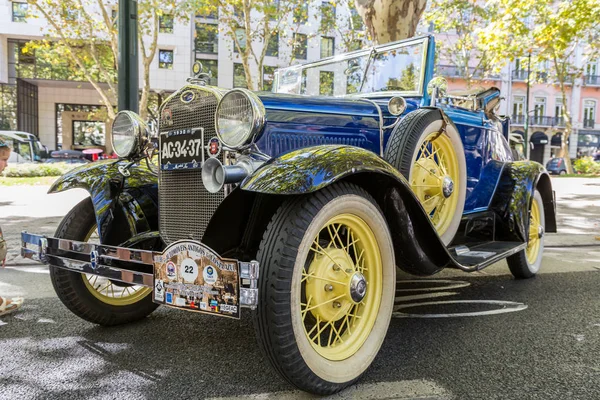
[158,85,225,244]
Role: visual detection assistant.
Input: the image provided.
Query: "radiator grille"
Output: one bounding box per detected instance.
[158,86,225,244]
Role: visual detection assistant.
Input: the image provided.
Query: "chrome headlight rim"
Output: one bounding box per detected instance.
[215,88,266,150]
[111,110,148,158]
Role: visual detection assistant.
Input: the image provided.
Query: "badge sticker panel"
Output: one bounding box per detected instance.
[153,241,240,318]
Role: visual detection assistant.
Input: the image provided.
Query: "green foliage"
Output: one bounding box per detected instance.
[424,0,498,84]
[396,63,417,91]
[2,162,80,178]
[573,157,600,175]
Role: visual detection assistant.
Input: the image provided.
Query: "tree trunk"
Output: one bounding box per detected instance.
[354,0,428,44]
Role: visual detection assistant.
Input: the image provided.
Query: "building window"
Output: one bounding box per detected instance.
[234,28,246,53]
[263,66,276,91]
[512,95,525,118]
[319,71,334,95]
[270,0,280,21]
[158,50,174,69]
[293,3,309,24]
[320,1,336,31]
[159,14,174,33]
[350,8,363,30]
[233,63,247,88]
[584,100,596,128]
[348,39,363,52]
[266,34,279,57]
[293,33,307,60]
[196,7,217,19]
[73,121,106,147]
[0,84,17,130]
[195,58,218,86]
[533,97,546,119]
[554,97,566,121]
[12,2,28,22]
[586,62,597,76]
[320,37,334,59]
[55,104,103,149]
[195,23,218,54]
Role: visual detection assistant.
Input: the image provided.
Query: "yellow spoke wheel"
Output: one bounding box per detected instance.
[301,214,382,360]
[384,108,466,245]
[410,131,460,236]
[507,189,545,279]
[525,196,542,264]
[80,225,152,306]
[254,184,395,394]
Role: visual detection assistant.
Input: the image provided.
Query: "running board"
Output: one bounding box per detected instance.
[448,241,526,272]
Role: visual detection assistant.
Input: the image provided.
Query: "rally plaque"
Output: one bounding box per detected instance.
[153,240,241,319]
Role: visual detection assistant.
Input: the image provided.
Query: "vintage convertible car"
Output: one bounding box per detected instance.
[21,35,556,395]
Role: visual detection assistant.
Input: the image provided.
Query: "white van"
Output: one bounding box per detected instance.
[0,131,50,163]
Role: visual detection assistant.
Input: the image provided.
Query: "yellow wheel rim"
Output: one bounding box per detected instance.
[301,213,382,361]
[410,132,460,235]
[80,226,152,306]
[526,198,542,264]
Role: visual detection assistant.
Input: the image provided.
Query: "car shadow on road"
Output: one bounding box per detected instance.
[3,273,594,400]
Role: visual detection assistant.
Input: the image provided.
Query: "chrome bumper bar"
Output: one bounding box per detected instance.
[21,232,259,309]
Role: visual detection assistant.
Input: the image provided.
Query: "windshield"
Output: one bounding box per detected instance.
[32,141,45,161]
[274,37,427,96]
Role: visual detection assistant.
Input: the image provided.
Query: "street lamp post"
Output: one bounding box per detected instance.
[118,0,139,113]
[523,51,532,159]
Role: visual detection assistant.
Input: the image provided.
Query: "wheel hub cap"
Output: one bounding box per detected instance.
[442,176,454,198]
[349,272,367,303]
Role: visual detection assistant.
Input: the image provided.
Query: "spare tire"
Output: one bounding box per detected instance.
[384,108,466,245]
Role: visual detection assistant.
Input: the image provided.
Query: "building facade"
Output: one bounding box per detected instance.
[1,0,598,162]
[431,32,600,164]
[0,0,357,153]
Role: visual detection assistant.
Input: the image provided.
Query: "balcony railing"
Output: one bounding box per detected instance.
[512,70,529,81]
[11,61,107,83]
[511,69,552,82]
[511,115,567,127]
[437,65,501,80]
[585,75,600,86]
[583,119,595,129]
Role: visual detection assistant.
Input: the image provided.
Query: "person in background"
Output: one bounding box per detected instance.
[0,140,24,316]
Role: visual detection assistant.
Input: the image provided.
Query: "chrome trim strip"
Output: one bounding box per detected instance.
[21,232,260,309]
[46,254,154,287]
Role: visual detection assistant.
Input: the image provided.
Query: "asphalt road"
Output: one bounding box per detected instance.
[1,177,599,400]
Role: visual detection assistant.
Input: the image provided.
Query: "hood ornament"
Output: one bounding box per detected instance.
[187,61,212,86]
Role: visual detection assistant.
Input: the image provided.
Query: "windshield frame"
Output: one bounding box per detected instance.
[273,36,430,98]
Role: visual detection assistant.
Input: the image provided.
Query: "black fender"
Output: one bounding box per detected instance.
[234,145,451,275]
[49,159,159,245]
[490,161,557,242]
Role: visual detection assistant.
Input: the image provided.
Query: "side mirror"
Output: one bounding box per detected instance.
[427,76,448,106]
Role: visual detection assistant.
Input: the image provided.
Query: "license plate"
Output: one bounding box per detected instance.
[159,128,205,170]
[153,240,241,319]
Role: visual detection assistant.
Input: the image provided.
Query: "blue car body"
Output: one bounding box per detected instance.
[38,35,556,275]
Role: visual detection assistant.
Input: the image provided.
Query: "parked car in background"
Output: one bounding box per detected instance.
[21,35,557,395]
[0,131,49,163]
[45,150,90,164]
[546,157,568,175]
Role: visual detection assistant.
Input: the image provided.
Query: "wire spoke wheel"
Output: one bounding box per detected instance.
[301,214,382,360]
[254,183,395,394]
[507,189,545,279]
[80,225,152,306]
[525,196,542,264]
[410,131,460,236]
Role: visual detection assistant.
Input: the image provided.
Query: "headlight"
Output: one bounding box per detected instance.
[111,111,147,158]
[216,89,265,149]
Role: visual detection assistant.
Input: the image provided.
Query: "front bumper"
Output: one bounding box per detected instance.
[21,232,259,313]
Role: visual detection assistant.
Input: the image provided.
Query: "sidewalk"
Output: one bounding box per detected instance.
[1,177,599,266]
